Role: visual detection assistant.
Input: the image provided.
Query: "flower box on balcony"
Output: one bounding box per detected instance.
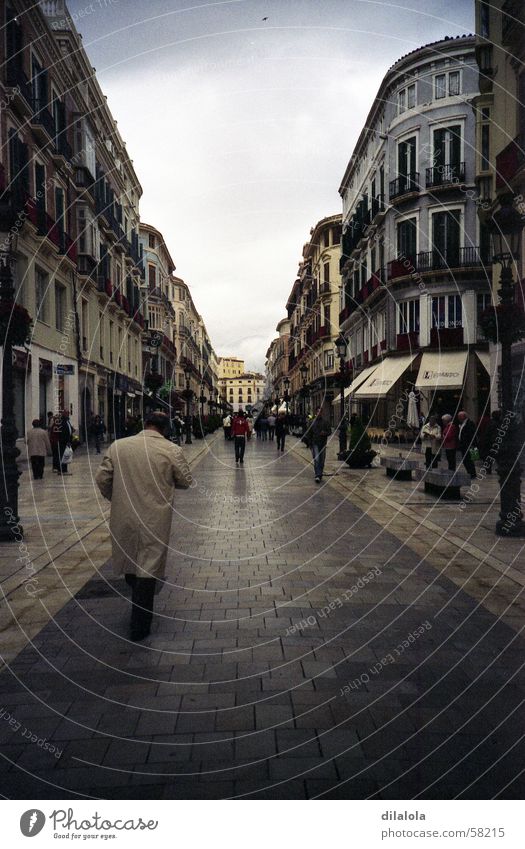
[430,327,464,348]
[389,258,415,280]
[114,289,122,306]
[397,332,419,351]
[105,279,112,297]
[371,344,378,361]
[380,339,387,351]
[122,296,130,314]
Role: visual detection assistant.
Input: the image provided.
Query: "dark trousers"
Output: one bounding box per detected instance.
[268,426,275,441]
[276,433,286,452]
[234,436,246,461]
[425,447,439,469]
[445,448,457,471]
[461,448,476,478]
[52,443,60,471]
[125,573,157,635]
[30,456,45,479]
[223,427,231,440]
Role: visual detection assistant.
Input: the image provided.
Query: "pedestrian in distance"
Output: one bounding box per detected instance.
[231,409,250,464]
[441,414,458,471]
[310,406,332,482]
[223,413,232,441]
[259,414,269,441]
[480,410,501,474]
[92,415,106,454]
[95,411,192,642]
[267,412,276,441]
[457,410,477,479]
[246,414,254,440]
[26,419,52,480]
[420,414,442,469]
[275,411,288,453]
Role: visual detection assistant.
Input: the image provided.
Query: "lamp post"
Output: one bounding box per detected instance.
[335,333,348,458]
[0,232,23,541]
[183,365,193,445]
[489,195,525,537]
[299,362,308,433]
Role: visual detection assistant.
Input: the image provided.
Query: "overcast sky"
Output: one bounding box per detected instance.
[67,0,474,370]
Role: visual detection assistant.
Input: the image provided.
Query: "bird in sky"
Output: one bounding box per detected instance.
[262,17,269,21]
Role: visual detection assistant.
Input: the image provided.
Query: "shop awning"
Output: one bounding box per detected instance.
[475,349,491,374]
[332,364,378,405]
[415,350,468,391]
[355,353,418,398]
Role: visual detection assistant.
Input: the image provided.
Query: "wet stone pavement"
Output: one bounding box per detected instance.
[0,435,524,799]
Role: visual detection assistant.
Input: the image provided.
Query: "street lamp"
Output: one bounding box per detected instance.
[183,364,193,445]
[0,231,24,541]
[283,376,290,417]
[335,333,348,458]
[489,194,525,537]
[299,362,308,431]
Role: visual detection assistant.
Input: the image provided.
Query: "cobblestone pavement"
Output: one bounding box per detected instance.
[0,435,524,800]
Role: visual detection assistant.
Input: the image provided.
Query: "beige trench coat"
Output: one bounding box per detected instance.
[95,430,192,579]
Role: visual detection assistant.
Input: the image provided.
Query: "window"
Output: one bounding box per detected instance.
[398,83,415,114]
[35,268,48,322]
[324,350,334,371]
[432,210,461,266]
[55,187,65,240]
[148,234,155,249]
[148,264,156,290]
[477,292,492,319]
[55,283,66,330]
[397,135,417,185]
[81,298,89,351]
[323,262,330,285]
[99,312,104,360]
[397,217,417,259]
[481,121,490,170]
[407,84,416,109]
[31,55,48,111]
[435,74,446,99]
[434,71,460,99]
[398,88,406,114]
[109,320,114,363]
[398,299,420,334]
[118,326,122,368]
[431,295,462,329]
[433,125,462,169]
[480,1,490,37]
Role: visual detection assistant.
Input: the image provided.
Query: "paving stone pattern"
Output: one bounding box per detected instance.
[0,437,524,800]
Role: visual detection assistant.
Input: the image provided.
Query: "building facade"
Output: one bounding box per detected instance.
[286,215,343,418]
[474,0,525,412]
[339,35,492,427]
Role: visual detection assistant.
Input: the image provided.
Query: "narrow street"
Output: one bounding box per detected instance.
[0,435,523,800]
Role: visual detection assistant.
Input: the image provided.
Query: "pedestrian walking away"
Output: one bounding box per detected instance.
[480,410,502,474]
[91,415,106,454]
[267,412,276,441]
[222,413,232,441]
[310,406,332,482]
[420,414,442,470]
[26,419,52,480]
[457,410,477,478]
[231,409,250,464]
[95,411,191,642]
[441,414,458,471]
[259,414,269,441]
[275,411,288,452]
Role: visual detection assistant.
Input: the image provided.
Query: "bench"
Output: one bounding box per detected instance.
[380,456,421,481]
[423,469,472,500]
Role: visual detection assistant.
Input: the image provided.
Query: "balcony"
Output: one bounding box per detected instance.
[5,61,32,112]
[54,133,73,162]
[30,99,55,142]
[388,247,488,280]
[426,162,466,189]
[430,327,464,348]
[397,331,419,351]
[389,172,419,202]
[495,134,524,189]
[371,194,386,220]
[77,254,97,276]
[97,276,113,297]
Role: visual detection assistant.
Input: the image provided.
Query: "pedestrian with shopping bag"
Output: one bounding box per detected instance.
[26,419,52,480]
[310,406,332,482]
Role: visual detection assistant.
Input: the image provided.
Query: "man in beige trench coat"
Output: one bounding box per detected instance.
[95,411,192,641]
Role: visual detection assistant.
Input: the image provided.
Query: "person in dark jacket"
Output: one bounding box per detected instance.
[457,410,477,478]
[480,410,501,474]
[56,410,74,475]
[231,410,250,464]
[310,407,332,482]
[26,419,52,479]
[275,412,288,452]
[92,415,106,454]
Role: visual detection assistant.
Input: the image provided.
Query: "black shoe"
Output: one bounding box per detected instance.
[130,628,150,642]
[240,459,244,464]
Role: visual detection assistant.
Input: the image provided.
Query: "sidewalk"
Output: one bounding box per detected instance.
[291,435,525,633]
[0,433,218,671]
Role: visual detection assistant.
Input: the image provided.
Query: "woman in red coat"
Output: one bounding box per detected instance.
[441,414,458,471]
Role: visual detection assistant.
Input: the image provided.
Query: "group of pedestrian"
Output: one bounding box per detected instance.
[419,409,501,479]
[26,410,75,479]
